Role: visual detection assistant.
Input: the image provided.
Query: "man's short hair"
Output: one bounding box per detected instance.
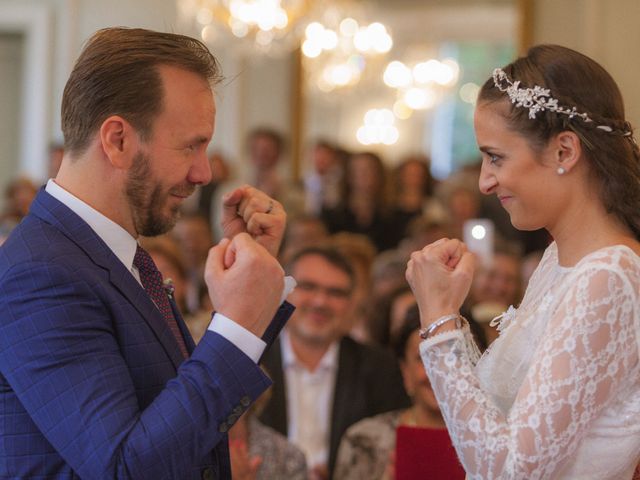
[61,27,223,156]
[285,246,355,291]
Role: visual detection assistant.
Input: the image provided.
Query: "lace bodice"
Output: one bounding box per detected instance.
[420,243,640,479]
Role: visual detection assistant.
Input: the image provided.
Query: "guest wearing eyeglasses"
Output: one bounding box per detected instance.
[259,246,410,480]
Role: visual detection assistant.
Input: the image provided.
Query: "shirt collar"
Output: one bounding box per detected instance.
[45,179,138,272]
[280,329,340,372]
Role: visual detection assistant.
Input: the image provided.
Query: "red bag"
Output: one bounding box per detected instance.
[395,426,466,480]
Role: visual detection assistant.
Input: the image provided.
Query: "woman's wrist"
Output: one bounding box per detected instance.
[419,313,463,339]
[420,309,460,326]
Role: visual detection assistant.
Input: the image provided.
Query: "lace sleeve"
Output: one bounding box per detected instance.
[420,264,639,479]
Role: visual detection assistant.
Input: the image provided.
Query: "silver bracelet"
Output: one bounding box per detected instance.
[419,313,462,339]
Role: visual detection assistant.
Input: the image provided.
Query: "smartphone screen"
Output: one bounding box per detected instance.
[463,218,495,267]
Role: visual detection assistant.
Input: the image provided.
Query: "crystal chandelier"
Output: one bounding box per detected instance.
[177,0,314,53]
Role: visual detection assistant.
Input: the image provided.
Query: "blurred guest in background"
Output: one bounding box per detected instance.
[304,139,344,217]
[171,212,214,314]
[464,248,523,346]
[367,284,415,349]
[246,127,286,200]
[390,154,434,240]
[329,232,377,342]
[1,176,38,227]
[334,306,461,480]
[370,249,411,300]
[322,151,397,252]
[259,246,409,480]
[279,214,329,264]
[48,142,65,180]
[228,373,308,480]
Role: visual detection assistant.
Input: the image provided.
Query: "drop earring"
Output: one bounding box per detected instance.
[557,166,566,175]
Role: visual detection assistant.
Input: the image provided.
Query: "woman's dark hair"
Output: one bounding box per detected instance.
[478,44,640,239]
[368,284,412,348]
[343,151,390,213]
[285,245,356,291]
[392,304,421,361]
[393,154,434,197]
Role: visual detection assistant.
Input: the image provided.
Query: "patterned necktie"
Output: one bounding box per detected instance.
[134,245,188,359]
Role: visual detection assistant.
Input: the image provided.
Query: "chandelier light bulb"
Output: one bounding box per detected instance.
[330,64,353,86]
[305,22,325,40]
[321,29,339,50]
[413,61,434,84]
[201,25,217,43]
[196,7,214,25]
[353,28,371,52]
[459,82,480,104]
[302,39,322,58]
[339,18,359,36]
[433,63,452,85]
[373,34,392,54]
[393,100,413,120]
[358,108,398,145]
[230,20,249,37]
[356,126,373,145]
[381,126,399,145]
[404,88,428,109]
[275,10,288,29]
[442,58,460,85]
[256,29,274,45]
[383,61,411,88]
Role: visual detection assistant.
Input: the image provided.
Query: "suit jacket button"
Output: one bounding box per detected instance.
[202,467,214,480]
[240,395,251,407]
[233,405,243,415]
[218,422,229,433]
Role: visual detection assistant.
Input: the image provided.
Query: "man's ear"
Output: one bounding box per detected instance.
[553,130,583,173]
[99,115,139,170]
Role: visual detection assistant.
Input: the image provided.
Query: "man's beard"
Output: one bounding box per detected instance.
[125,151,195,237]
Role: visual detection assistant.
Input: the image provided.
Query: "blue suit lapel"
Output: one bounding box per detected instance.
[30,189,186,368]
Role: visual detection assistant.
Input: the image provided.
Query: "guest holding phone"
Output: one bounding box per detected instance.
[406,45,640,479]
[333,306,463,480]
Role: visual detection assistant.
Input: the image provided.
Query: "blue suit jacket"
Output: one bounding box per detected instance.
[0,190,293,479]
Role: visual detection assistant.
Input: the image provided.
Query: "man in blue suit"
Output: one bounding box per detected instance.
[0,27,294,479]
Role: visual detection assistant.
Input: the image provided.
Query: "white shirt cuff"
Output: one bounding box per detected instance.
[206,275,297,363]
[208,313,266,363]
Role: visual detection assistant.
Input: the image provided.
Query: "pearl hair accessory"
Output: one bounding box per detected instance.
[492,68,633,138]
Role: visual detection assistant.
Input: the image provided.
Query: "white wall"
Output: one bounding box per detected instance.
[0,0,53,184]
[532,0,640,129]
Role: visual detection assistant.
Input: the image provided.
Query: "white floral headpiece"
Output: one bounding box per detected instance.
[492,68,591,121]
[492,68,633,138]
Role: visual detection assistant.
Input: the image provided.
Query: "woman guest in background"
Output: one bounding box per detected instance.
[334,306,457,480]
[322,151,398,252]
[406,45,640,479]
[390,155,434,238]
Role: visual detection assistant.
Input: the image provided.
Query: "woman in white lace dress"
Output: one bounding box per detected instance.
[406,45,640,479]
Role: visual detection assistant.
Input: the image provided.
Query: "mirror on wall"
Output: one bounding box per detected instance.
[299,0,518,179]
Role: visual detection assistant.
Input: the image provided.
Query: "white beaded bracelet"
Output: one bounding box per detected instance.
[419,313,462,339]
